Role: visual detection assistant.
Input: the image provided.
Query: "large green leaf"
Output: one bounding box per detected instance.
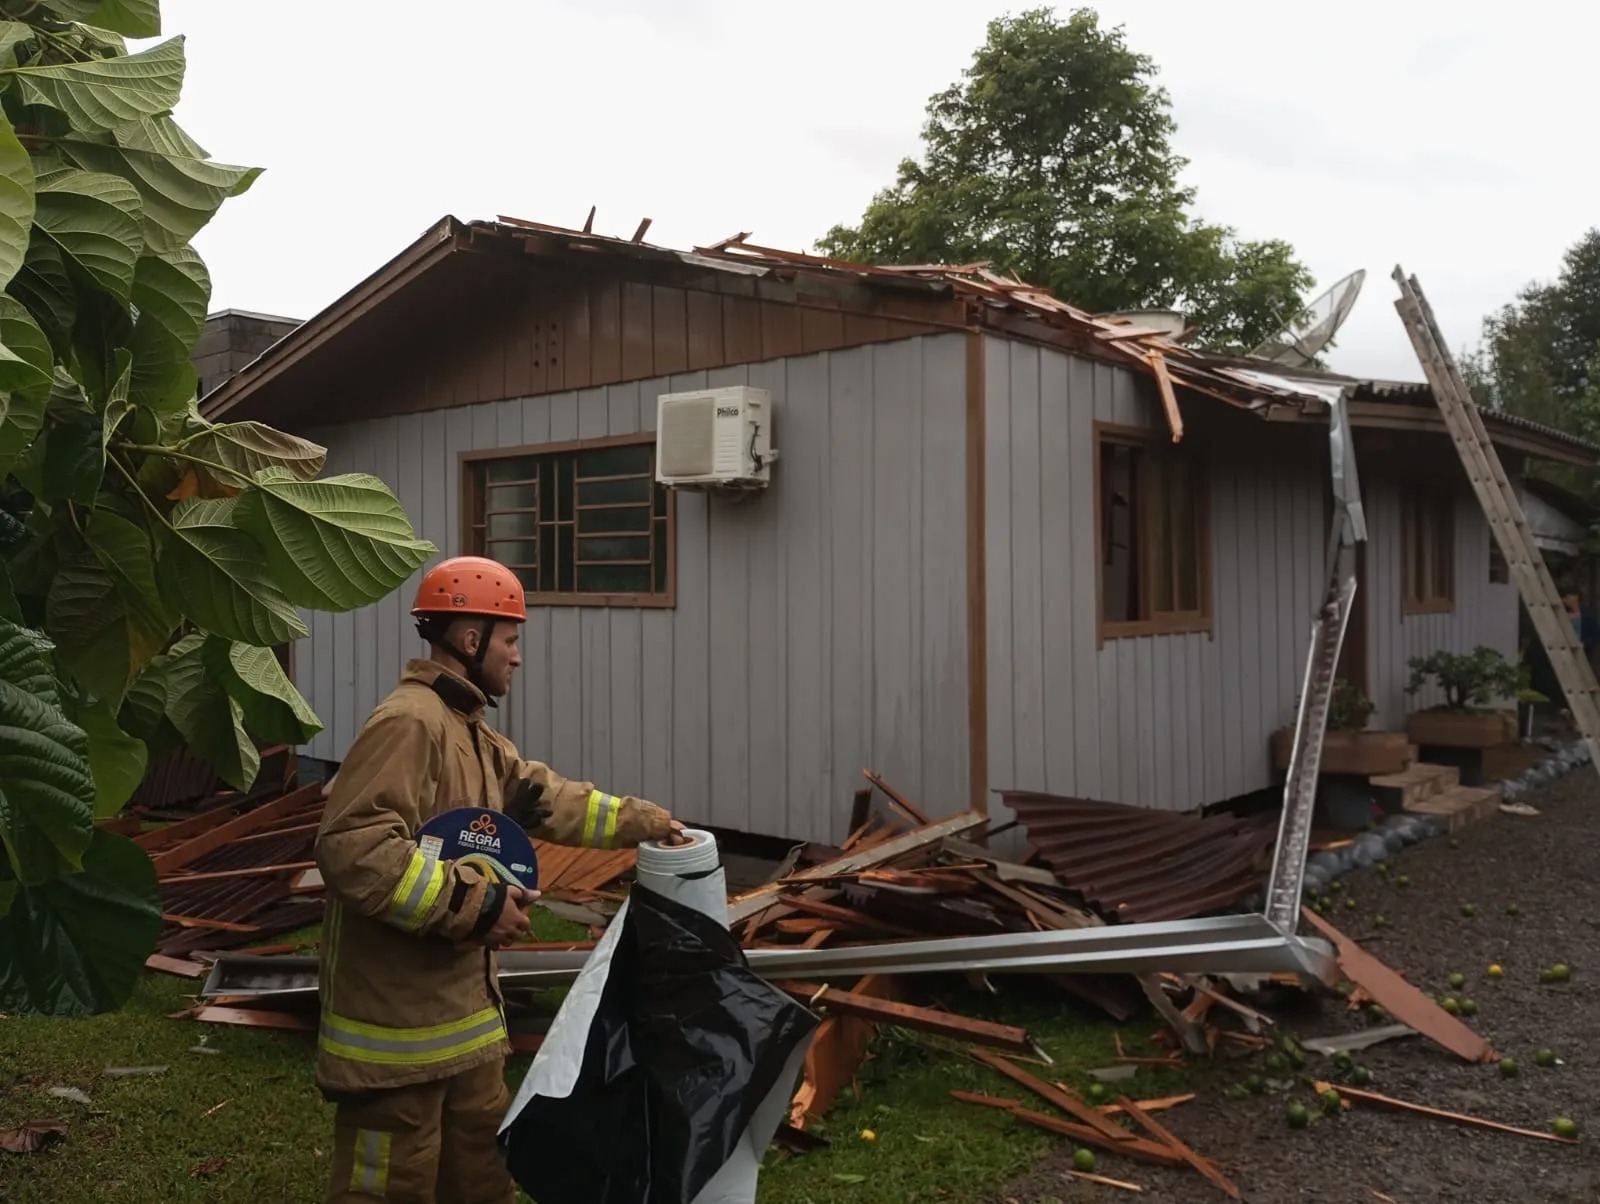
[0,111,36,292]
[116,647,167,740]
[0,619,94,885]
[157,496,309,646]
[37,410,104,503]
[7,35,182,133]
[74,699,145,817]
[0,828,162,1016]
[33,166,144,301]
[0,23,33,68]
[8,235,76,356]
[45,557,131,705]
[181,421,326,482]
[61,120,261,253]
[43,0,161,38]
[130,242,209,346]
[163,633,257,790]
[0,297,54,477]
[233,469,436,611]
[87,508,173,668]
[202,637,320,746]
[127,309,192,411]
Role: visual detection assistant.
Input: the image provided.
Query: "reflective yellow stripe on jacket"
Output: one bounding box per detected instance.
[582,789,621,848]
[319,1006,508,1067]
[384,845,445,931]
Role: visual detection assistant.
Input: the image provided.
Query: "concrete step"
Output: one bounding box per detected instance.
[1371,762,1459,809]
[1403,784,1502,832]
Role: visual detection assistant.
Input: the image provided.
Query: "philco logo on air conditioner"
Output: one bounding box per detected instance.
[460,811,502,853]
[716,405,740,418]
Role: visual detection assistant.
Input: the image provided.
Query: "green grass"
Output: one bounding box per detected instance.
[1,914,1205,1203]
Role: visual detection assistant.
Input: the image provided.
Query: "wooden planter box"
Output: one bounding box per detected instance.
[1404,708,1517,750]
[1270,727,1412,777]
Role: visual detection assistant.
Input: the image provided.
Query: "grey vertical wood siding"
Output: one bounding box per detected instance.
[982,336,1517,820]
[294,334,971,844]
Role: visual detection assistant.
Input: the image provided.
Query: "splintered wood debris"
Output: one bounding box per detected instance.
[130,767,1527,1187]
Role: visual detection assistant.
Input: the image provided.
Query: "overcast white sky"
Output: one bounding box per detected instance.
[155,1,1586,381]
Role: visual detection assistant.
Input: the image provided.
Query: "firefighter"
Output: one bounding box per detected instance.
[313,555,685,1203]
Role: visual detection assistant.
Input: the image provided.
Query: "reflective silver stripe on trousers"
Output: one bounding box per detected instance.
[351,1128,388,1195]
[320,1009,506,1061]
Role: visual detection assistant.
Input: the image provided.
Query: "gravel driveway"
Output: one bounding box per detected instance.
[998,763,1600,1203]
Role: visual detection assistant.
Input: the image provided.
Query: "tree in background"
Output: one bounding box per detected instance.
[0,2,433,1016]
[1465,228,1600,460]
[816,8,1314,353]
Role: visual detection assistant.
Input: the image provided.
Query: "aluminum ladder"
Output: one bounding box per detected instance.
[1392,269,1600,772]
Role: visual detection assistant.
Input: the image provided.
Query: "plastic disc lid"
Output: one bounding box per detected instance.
[415,807,540,891]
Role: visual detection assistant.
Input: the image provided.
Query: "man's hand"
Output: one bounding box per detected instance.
[639,801,690,845]
[483,884,538,948]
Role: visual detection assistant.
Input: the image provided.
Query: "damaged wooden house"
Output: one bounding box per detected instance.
[198,216,1599,846]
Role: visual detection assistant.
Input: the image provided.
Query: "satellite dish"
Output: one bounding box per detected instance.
[1250,269,1366,368]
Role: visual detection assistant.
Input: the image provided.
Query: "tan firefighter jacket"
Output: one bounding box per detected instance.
[312,658,673,1094]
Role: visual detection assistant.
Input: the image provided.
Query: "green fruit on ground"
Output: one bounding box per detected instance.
[1535,1048,1557,1068]
[1333,1052,1353,1070]
[1460,999,1478,1017]
[1539,967,1555,984]
[1441,997,1461,1014]
[1449,838,1459,849]
[1553,1118,1579,1139]
[1499,1058,1518,1078]
[1244,1074,1265,1094]
[1375,862,1388,874]
[1460,903,1477,917]
[1074,1147,1096,1172]
[1448,972,1466,989]
[1351,1066,1373,1086]
[1550,963,1571,982]
[1346,898,1358,910]
[1086,1083,1108,1102]
[1396,874,1411,887]
[1320,1088,1342,1114]
[1506,902,1520,916]
[1374,914,1388,927]
[1265,1052,1287,1072]
[1287,1102,1310,1129]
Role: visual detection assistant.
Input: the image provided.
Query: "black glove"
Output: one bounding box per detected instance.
[505,779,551,829]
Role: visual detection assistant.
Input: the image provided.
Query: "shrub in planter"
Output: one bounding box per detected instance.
[1270,679,1409,776]
[1404,646,1522,748]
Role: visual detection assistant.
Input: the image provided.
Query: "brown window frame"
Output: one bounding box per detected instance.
[1093,422,1213,643]
[1400,480,1455,615]
[459,432,676,609]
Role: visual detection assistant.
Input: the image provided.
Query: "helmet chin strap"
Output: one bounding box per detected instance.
[438,617,499,708]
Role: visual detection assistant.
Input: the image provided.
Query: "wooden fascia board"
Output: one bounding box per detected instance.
[201,216,478,422]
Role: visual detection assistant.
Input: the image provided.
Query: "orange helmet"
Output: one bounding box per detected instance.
[410,556,526,622]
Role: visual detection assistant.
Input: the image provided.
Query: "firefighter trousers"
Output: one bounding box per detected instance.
[325,1056,515,1203]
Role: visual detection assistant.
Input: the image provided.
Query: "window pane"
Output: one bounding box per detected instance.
[1100,440,1141,623]
[488,483,539,511]
[1148,460,1173,613]
[539,462,556,522]
[1175,465,1200,613]
[578,562,651,594]
[557,457,575,522]
[578,505,651,535]
[556,524,575,591]
[579,536,651,562]
[487,538,538,567]
[654,520,668,593]
[579,476,651,506]
[653,483,668,518]
[576,444,652,478]
[488,511,538,539]
[513,566,537,592]
[486,457,536,483]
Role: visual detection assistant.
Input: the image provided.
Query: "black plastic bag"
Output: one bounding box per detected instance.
[501,885,819,1204]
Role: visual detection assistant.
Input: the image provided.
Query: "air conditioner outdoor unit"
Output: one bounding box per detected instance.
[654,385,777,490]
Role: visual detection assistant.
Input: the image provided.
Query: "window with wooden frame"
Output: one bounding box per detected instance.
[1095,424,1212,640]
[1401,481,1455,614]
[461,434,675,607]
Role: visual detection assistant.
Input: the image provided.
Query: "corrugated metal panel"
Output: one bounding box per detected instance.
[295,335,971,845]
[1003,791,1276,922]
